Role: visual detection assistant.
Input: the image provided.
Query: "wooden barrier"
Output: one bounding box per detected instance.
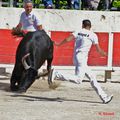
[0,29,120,81]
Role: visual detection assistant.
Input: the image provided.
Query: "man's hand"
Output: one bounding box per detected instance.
[11,27,21,35]
[54,34,74,46]
[102,51,107,57]
[95,44,107,57]
[11,27,25,37]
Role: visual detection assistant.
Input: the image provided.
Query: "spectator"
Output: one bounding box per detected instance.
[54,0,60,9]
[43,0,53,9]
[104,0,113,10]
[85,0,100,10]
[98,0,113,10]
[67,0,72,9]
[81,0,91,10]
[72,0,81,9]
[15,0,42,32]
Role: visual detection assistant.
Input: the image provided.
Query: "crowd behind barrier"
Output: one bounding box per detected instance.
[0,0,119,11]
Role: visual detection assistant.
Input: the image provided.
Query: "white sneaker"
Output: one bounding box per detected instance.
[101,95,113,104]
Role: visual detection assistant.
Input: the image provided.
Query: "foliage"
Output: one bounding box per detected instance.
[1,0,69,9]
[113,0,120,8]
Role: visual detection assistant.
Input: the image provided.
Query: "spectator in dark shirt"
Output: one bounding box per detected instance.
[104,0,113,10]
[43,0,53,9]
[72,0,81,9]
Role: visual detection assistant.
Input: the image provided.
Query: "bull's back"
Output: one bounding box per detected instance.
[34,30,53,51]
[15,30,53,61]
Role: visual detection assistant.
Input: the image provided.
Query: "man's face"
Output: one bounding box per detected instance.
[24,3,33,15]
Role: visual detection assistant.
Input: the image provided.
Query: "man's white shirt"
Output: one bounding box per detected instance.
[19,11,42,31]
[72,28,98,56]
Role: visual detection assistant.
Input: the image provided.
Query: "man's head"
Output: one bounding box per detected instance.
[82,19,91,29]
[23,0,33,15]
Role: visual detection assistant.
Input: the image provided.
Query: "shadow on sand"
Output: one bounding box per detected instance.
[0,73,106,104]
[10,94,102,104]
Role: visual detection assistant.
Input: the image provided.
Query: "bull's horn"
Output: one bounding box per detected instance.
[22,53,30,70]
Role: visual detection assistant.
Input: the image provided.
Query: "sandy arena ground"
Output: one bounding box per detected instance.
[0,69,120,120]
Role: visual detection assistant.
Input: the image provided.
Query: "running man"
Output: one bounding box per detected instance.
[49,19,113,104]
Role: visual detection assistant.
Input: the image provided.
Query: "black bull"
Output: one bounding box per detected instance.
[10,30,54,92]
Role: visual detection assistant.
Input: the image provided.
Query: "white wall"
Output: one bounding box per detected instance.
[0,7,120,32]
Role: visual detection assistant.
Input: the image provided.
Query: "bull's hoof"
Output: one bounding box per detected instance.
[16,89,27,93]
[10,85,19,91]
[49,82,60,90]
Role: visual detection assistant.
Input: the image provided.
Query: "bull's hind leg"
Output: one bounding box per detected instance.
[47,41,54,85]
[47,54,53,85]
[47,41,54,72]
[47,58,52,72]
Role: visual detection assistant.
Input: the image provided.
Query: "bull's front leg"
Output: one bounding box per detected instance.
[18,67,37,93]
[47,41,53,72]
[10,64,23,91]
[10,73,19,91]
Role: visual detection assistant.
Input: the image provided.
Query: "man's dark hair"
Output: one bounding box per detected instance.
[82,19,91,28]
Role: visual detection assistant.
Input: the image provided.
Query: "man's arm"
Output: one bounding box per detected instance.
[35,13,43,30]
[16,23,22,30]
[11,23,23,36]
[54,34,75,46]
[95,44,107,56]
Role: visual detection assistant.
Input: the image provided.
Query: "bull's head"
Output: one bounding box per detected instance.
[22,53,49,77]
[19,53,58,92]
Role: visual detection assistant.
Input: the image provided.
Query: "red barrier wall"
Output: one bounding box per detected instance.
[51,31,74,65]
[51,31,108,66]
[113,33,120,67]
[0,29,113,67]
[0,29,21,63]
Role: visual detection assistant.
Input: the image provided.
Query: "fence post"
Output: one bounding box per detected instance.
[104,32,114,82]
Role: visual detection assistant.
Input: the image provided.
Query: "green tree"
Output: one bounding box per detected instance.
[113,0,120,8]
